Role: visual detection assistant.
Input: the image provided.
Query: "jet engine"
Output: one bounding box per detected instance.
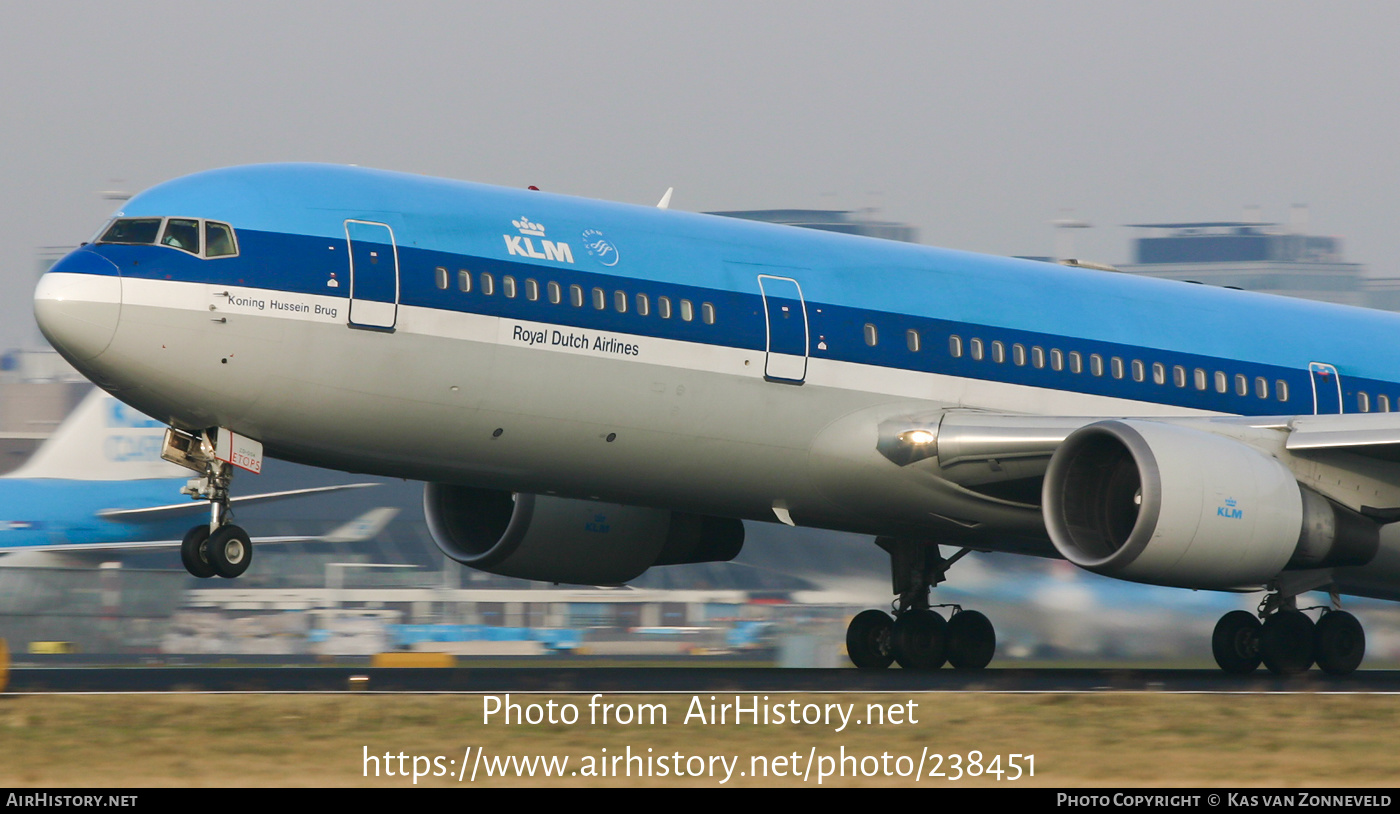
[423,483,744,585]
[1042,420,1379,590]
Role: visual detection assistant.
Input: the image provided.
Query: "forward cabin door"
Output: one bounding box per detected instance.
[345,220,399,330]
[757,274,809,384]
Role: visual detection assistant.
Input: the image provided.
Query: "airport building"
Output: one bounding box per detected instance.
[1114,213,1400,311]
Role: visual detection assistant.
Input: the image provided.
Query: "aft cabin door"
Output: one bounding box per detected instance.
[757,274,809,384]
[1310,361,1343,414]
[345,220,399,330]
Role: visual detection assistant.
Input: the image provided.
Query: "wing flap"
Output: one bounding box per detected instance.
[1285,413,1400,460]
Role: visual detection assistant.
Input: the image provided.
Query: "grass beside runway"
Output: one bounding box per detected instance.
[0,692,1397,787]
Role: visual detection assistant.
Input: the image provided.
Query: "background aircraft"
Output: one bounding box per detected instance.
[0,388,394,572]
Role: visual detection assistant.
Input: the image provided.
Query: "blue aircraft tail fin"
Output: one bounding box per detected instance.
[6,388,182,481]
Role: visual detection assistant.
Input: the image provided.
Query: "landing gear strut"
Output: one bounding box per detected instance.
[1210,591,1365,676]
[164,427,254,579]
[845,539,996,671]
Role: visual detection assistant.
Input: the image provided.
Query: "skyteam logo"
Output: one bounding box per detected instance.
[105,400,164,462]
[1217,498,1243,520]
[504,216,574,264]
[581,229,619,267]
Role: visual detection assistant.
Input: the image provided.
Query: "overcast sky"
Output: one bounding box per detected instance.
[4,2,1399,349]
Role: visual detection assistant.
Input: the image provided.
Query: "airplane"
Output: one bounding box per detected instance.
[0,386,394,574]
[32,162,1400,676]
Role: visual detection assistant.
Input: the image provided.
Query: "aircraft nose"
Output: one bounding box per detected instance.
[33,248,122,363]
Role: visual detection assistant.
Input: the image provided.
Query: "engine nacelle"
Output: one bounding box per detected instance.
[1042,420,1379,590]
[423,483,744,585]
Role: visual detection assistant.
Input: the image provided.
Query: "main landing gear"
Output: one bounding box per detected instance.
[164,428,254,580]
[845,539,997,671]
[1211,592,1365,677]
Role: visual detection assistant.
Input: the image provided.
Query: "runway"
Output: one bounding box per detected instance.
[10,666,1400,693]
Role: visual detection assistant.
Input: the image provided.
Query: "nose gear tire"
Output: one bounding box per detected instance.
[207,524,253,579]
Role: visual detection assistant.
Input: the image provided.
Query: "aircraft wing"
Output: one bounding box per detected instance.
[875,408,1400,496]
[95,482,381,523]
[1283,411,1400,460]
[3,507,399,554]
[847,407,1400,595]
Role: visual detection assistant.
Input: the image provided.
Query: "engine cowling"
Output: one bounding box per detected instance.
[1042,420,1379,590]
[423,483,744,585]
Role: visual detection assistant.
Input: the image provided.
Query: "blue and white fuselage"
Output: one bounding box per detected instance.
[33,163,1400,671]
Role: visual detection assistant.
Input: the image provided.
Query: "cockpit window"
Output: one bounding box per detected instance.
[204,221,237,257]
[98,218,162,245]
[161,219,201,254]
[97,217,238,259]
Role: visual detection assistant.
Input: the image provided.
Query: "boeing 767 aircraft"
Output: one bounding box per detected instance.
[33,163,1400,675]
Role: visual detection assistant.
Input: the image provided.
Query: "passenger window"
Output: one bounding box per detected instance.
[592,287,606,310]
[1090,354,1104,377]
[1380,395,1391,412]
[1013,344,1027,366]
[1110,357,1123,379]
[503,276,517,298]
[547,281,561,304]
[1276,380,1290,402]
[636,293,650,316]
[1032,346,1045,369]
[1214,371,1227,393]
[161,219,200,253]
[1194,368,1207,390]
[1069,351,1082,374]
[480,273,495,296]
[680,299,694,321]
[1255,377,1269,399]
[525,279,539,301]
[1050,349,1064,372]
[865,324,878,347]
[1173,366,1187,388]
[1132,360,1145,382]
[434,267,449,290]
[658,296,672,319]
[458,270,472,293]
[1153,363,1166,385]
[949,336,963,358]
[702,302,716,325]
[99,217,162,245]
[970,338,984,361]
[907,330,921,352]
[991,341,1005,363]
[614,291,627,313]
[570,284,584,307]
[1359,392,1371,413]
[204,221,238,257]
[1235,374,1248,396]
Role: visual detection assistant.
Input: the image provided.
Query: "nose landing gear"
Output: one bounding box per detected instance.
[163,427,254,579]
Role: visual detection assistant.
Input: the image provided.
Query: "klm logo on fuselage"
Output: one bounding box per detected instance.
[1217,497,1243,520]
[504,216,574,264]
